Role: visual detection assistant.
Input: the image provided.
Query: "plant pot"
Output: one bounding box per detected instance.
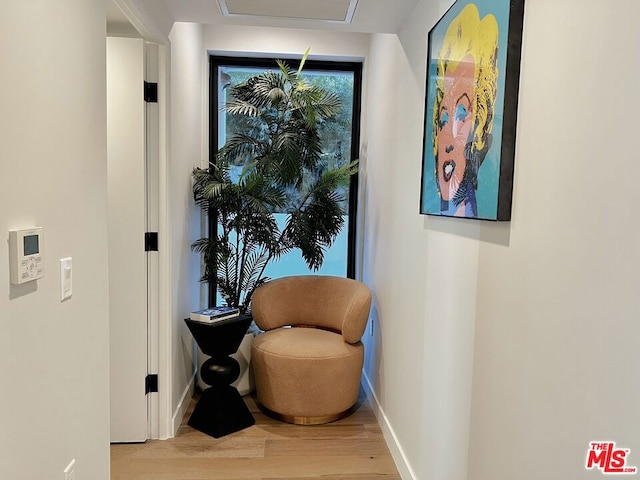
[197,332,255,396]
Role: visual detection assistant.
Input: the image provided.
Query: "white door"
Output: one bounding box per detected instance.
[107,36,148,443]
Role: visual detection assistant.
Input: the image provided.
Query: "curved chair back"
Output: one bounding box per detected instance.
[251,275,372,344]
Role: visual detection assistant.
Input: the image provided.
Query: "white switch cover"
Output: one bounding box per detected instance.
[60,257,73,301]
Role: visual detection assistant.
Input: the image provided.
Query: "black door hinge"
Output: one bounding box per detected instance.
[145,232,158,252]
[144,81,158,103]
[145,374,159,394]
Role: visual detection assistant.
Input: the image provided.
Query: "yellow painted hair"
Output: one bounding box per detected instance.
[431,3,499,157]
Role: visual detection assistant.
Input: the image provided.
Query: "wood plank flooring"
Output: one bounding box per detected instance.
[111,391,401,480]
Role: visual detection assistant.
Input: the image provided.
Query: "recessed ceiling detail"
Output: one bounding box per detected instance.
[218,0,359,23]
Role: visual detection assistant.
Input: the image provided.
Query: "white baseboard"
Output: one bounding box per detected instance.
[361,372,417,480]
[171,373,196,437]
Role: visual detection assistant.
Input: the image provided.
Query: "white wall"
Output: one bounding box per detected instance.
[202,23,370,62]
[363,0,640,479]
[168,22,204,432]
[0,1,110,479]
[361,1,478,478]
[468,1,640,479]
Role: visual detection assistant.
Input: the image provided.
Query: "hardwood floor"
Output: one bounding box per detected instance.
[111,391,401,480]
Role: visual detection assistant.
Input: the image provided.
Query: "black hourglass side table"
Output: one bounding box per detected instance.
[184,314,255,438]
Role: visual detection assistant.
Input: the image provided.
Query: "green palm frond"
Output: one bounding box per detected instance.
[239,249,270,294]
[231,71,287,109]
[219,134,265,165]
[192,165,233,211]
[276,59,298,87]
[290,84,342,128]
[312,159,357,193]
[293,160,357,212]
[241,171,287,212]
[307,87,343,119]
[225,99,262,117]
[297,48,311,75]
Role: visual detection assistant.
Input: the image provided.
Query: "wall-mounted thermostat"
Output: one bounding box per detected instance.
[9,227,45,285]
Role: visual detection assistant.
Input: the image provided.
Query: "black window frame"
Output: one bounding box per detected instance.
[208,55,363,305]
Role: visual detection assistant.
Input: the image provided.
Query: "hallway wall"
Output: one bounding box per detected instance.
[0,1,110,478]
[362,0,640,479]
[468,1,640,478]
[168,21,205,433]
[361,1,478,477]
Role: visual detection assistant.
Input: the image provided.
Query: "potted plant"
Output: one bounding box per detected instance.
[192,54,356,393]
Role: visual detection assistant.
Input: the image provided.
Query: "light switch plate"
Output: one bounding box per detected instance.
[60,257,73,301]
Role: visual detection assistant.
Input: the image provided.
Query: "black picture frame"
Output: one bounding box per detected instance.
[419,0,525,221]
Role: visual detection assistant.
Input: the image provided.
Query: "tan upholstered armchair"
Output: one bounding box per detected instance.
[250,275,372,425]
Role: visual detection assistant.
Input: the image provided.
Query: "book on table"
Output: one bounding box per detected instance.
[190,306,240,323]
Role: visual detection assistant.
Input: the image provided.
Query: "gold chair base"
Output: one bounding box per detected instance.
[256,401,356,425]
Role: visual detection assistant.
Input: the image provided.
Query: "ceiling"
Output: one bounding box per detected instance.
[107,0,141,35]
[108,0,422,35]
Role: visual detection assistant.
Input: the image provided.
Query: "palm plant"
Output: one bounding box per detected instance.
[192,55,357,311]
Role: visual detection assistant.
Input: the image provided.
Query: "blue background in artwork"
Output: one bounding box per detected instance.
[421,0,511,220]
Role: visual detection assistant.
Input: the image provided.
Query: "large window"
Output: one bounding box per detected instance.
[209,56,362,304]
